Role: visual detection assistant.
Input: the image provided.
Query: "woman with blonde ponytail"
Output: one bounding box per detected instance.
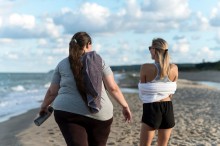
[138,38,178,146]
[38,32,132,146]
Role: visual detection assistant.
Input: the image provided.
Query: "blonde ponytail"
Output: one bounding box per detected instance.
[152,38,170,79]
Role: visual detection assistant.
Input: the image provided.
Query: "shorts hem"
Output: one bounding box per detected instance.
[159,123,175,129]
[141,121,175,129]
[141,121,158,129]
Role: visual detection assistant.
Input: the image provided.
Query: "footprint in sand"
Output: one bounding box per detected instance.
[48,129,55,135]
[107,142,115,145]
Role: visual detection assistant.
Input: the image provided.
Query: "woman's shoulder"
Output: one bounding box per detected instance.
[59,57,69,63]
[140,63,157,78]
[169,63,178,71]
[141,63,155,71]
[56,57,69,68]
[168,63,178,81]
[141,63,155,67]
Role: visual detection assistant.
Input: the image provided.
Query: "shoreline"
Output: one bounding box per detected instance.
[179,70,220,82]
[1,78,220,145]
[0,108,39,146]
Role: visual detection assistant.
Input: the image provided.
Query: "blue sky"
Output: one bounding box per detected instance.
[0,0,220,72]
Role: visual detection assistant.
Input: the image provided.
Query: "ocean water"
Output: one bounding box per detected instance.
[198,81,220,90]
[0,73,52,123]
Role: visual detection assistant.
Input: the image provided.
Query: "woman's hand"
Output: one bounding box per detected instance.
[39,106,48,116]
[122,106,132,123]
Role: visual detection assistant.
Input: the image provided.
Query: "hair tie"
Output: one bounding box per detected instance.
[73,39,77,43]
[163,49,168,58]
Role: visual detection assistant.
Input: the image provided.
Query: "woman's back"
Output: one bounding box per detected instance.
[52,57,114,121]
[140,63,178,83]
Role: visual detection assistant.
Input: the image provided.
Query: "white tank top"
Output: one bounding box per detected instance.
[151,63,171,83]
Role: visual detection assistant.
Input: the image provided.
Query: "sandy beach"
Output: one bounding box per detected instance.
[1,72,220,146]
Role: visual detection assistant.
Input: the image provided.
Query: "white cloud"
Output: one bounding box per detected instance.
[35,49,44,56]
[61,7,72,14]
[9,13,35,29]
[0,0,16,15]
[0,17,2,27]
[142,0,191,20]
[47,56,54,65]
[210,7,218,18]
[195,12,209,30]
[52,36,71,49]
[0,14,62,39]
[93,43,102,52]
[53,2,114,34]
[52,48,68,55]
[53,0,192,35]
[38,39,47,46]
[179,12,210,31]
[0,0,211,40]
[215,30,220,43]
[122,56,128,62]
[0,38,13,43]
[121,43,130,50]
[126,0,142,18]
[202,47,214,55]
[196,47,214,61]
[117,9,126,17]
[210,2,220,26]
[172,38,189,53]
[44,18,61,38]
[80,3,110,26]
[5,52,19,60]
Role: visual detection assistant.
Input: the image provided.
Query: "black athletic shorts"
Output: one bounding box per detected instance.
[142,101,175,129]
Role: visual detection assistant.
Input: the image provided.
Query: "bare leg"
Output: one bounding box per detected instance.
[139,123,155,146]
[157,128,172,146]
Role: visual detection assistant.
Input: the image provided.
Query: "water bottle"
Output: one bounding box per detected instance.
[34,106,54,126]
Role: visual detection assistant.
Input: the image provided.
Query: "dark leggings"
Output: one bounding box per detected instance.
[54,110,113,146]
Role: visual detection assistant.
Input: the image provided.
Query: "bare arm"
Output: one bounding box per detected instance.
[140,64,156,83]
[39,84,59,115]
[173,65,179,82]
[103,74,132,122]
[169,64,179,82]
[140,65,146,83]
